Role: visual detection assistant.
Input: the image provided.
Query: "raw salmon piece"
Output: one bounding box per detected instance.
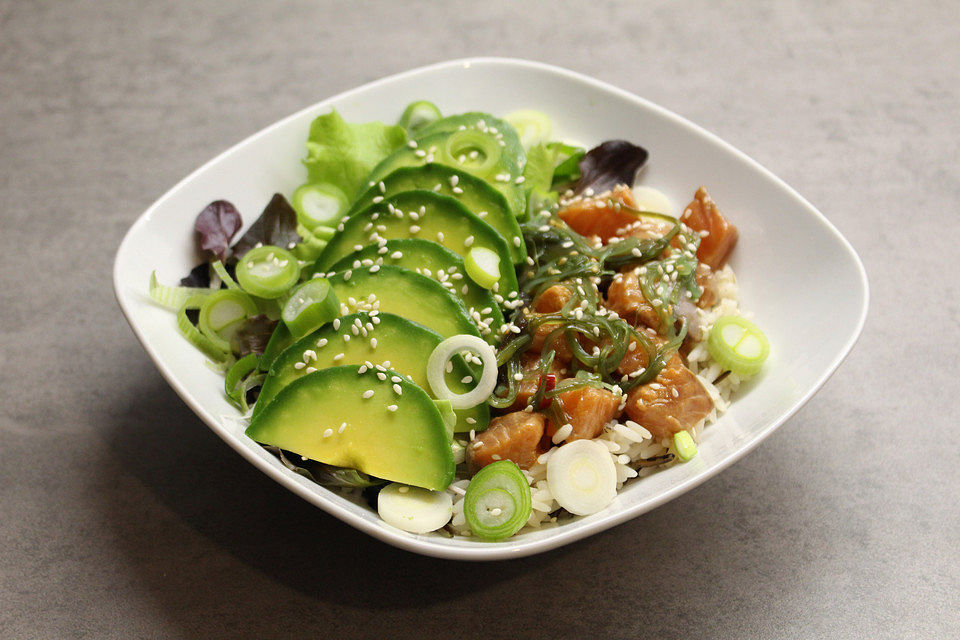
[681,187,738,270]
[606,268,663,331]
[557,185,642,244]
[533,284,573,313]
[529,321,574,364]
[695,262,719,309]
[624,354,713,441]
[549,386,621,442]
[467,411,546,473]
[615,328,666,377]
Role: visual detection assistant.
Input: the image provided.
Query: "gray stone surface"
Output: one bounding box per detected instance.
[1,0,958,638]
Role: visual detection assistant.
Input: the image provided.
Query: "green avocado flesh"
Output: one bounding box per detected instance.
[414,112,525,163]
[367,114,526,217]
[350,165,525,262]
[328,239,504,341]
[246,365,455,491]
[315,191,519,296]
[324,264,480,341]
[252,311,489,433]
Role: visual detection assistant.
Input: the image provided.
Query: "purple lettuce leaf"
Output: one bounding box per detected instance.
[574,140,649,195]
[194,200,242,263]
[230,194,301,261]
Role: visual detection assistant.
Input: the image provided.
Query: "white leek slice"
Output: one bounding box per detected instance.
[546,440,617,516]
[377,483,453,534]
[505,109,553,149]
[631,185,675,216]
[426,335,497,409]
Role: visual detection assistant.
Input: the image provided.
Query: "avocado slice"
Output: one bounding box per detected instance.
[367,121,526,218]
[328,239,504,340]
[322,263,482,341]
[252,311,489,433]
[350,165,525,262]
[314,191,519,297]
[413,112,526,173]
[246,365,454,491]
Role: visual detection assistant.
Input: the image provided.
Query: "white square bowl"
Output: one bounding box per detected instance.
[114,58,868,561]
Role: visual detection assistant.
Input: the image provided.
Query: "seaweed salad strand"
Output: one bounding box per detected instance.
[490,198,705,421]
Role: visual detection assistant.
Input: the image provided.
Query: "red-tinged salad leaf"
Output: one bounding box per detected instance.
[230,194,302,261]
[194,200,242,263]
[180,262,212,288]
[230,314,279,358]
[574,140,649,195]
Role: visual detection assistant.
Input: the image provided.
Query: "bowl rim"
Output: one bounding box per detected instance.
[114,56,870,561]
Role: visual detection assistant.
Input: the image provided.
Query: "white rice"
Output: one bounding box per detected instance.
[447,264,743,537]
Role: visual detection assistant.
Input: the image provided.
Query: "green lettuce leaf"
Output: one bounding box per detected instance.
[303,110,407,200]
[522,143,557,194]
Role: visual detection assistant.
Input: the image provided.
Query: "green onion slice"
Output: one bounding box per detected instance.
[398,100,442,134]
[673,430,698,462]
[707,315,770,376]
[464,247,501,290]
[225,353,260,408]
[210,260,240,290]
[291,182,348,231]
[281,277,340,338]
[149,271,214,310]
[176,295,230,362]
[198,289,258,351]
[427,335,498,410]
[463,460,532,540]
[235,245,300,299]
[441,129,502,178]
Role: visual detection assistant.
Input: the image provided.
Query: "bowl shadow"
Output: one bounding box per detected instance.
[97,360,818,638]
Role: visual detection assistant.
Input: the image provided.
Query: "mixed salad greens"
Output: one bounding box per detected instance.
[149,101,769,540]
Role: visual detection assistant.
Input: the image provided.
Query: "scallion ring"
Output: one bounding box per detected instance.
[707,315,770,376]
[426,335,497,410]
[463,460,531,540]
[235,245,300,299]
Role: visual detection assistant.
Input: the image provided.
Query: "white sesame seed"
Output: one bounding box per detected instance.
[464,235,474,247]
[333,353,344,361]
[323,428,333,438]
[390,251,403,259]
[387,404,398,412]
[293,362,306,370]
[393,384,402,394]
[409,225,420,234]
[338,423,347,433]
[377,372,387,381]
[362,390,375,399]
